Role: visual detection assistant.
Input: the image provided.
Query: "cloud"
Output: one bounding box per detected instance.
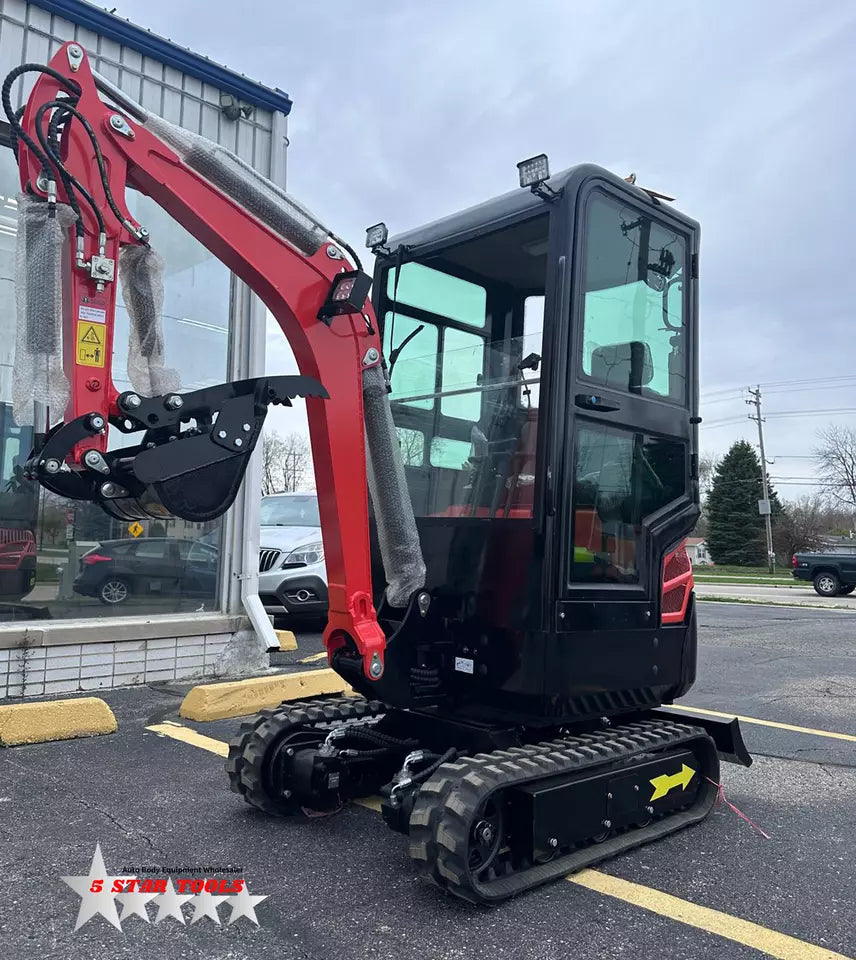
[115,0,856,497]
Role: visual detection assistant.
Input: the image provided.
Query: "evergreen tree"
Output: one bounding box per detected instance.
[706,440,783,566]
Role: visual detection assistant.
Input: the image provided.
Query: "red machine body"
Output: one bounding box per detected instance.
[16,43,384,678]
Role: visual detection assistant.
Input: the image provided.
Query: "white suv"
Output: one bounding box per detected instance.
[257,493,327,624]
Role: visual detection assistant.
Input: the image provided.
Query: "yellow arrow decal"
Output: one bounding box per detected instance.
[649,763,695,801]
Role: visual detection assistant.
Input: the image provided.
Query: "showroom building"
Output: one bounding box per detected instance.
[0,0,292,696]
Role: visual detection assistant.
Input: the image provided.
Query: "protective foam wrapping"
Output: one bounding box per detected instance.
[362,363,426,608]
[118,244,180,396]
[143,112,328,257]
[12,196,77,426]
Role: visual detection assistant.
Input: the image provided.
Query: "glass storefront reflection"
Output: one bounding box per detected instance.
[0,148,230,621]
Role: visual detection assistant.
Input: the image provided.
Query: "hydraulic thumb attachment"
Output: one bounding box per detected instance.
[29,376,328,522]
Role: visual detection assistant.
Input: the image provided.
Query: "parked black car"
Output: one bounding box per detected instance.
[73,538,218,605]
[792,551,856,597]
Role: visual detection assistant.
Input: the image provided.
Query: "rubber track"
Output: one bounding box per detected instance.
[224,696,386,814]
[408,720,718,904]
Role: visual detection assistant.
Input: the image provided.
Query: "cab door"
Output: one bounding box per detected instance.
[557,180,699,637]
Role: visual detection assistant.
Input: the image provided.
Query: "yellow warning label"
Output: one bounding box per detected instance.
[649,763,695,801]
[128,521,144,538]
[77,321,106,367]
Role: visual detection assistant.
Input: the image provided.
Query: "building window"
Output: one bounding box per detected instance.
[0,146,231,622]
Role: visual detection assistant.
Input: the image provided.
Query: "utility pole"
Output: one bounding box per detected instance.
[747,386,775,574]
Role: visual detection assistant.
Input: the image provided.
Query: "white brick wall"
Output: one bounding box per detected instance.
[0,632,246,699]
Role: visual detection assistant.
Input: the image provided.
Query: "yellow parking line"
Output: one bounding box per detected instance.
[299,651,329,664]
[665,705,856,744]
[146,721,229,757]
[149,720,850,957]
[570,870,851,960]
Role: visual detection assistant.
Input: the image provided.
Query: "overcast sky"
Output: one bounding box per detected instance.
[116,0,856,500]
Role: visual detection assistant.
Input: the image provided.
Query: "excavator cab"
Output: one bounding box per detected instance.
[361,162,700,721]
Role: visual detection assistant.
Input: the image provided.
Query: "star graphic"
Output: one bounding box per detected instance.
[116,886,159,923]
[153,878,194,925]
[225,884,268,926]
[61,843,135,932]
[188,889,229,925]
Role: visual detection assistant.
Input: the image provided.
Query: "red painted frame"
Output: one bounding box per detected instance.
[18,43,386,679]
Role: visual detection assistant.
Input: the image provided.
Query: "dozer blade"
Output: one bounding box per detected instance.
[28,375,327,522]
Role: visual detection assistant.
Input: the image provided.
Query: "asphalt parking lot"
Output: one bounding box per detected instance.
[0,601,854,959]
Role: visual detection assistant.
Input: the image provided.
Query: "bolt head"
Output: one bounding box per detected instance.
[89,415,105,430]
[602,819,612,829]
[646,805,655,815]
[44,459,61,474]
[548,837,558,848]
[217,430,227,439]
[139,227,149,238]
[84,450,100,465]
[234,438,243,447]
[242,423,251,432]
[164,394,183,410]
[124,394,141,410]
[100,482,116,497]
[110,114,123,129]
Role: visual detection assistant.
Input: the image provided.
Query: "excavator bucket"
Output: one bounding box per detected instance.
[28,376,328,522]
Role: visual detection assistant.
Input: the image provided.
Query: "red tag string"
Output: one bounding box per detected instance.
[301,802,343,818]
[705,777,771,839]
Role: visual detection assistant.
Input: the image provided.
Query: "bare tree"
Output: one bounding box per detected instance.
[815,426,856,508]
[397,427,424,467]
[773,493,828,561]
[281,431,312,491]
[693,453,719,536]
[698,453,719,499]
[261,429,312,494]
[261,432,285,495]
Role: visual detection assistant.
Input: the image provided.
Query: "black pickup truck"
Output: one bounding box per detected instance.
[792,552,856,596]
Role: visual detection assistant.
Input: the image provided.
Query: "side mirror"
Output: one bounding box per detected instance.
[662,276,683,331]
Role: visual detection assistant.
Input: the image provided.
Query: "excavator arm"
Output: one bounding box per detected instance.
[6,42,416,681]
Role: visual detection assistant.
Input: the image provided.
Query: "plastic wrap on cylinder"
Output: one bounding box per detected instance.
[143,112,328,257]
[362,363,426,607]
[118,244,180,397]
[12,196,77,426]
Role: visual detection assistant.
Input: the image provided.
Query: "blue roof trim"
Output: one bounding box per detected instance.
[30,0,293,115]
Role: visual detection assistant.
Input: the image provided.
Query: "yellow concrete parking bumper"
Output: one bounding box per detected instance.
[179,668,350,721]
[274,629,297,652]
[0,697,117,746]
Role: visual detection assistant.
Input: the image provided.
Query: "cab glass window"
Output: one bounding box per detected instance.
[379,214,549,519]
[581,193,686,403]
[387,262,486,327]
[571,423,686,583]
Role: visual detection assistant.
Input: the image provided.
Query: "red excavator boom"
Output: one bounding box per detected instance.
[8,41,398,680]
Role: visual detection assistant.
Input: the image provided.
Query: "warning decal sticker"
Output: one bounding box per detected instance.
[77,321,106,367]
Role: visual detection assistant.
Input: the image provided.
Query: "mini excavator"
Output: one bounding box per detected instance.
[6,43,751,903]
